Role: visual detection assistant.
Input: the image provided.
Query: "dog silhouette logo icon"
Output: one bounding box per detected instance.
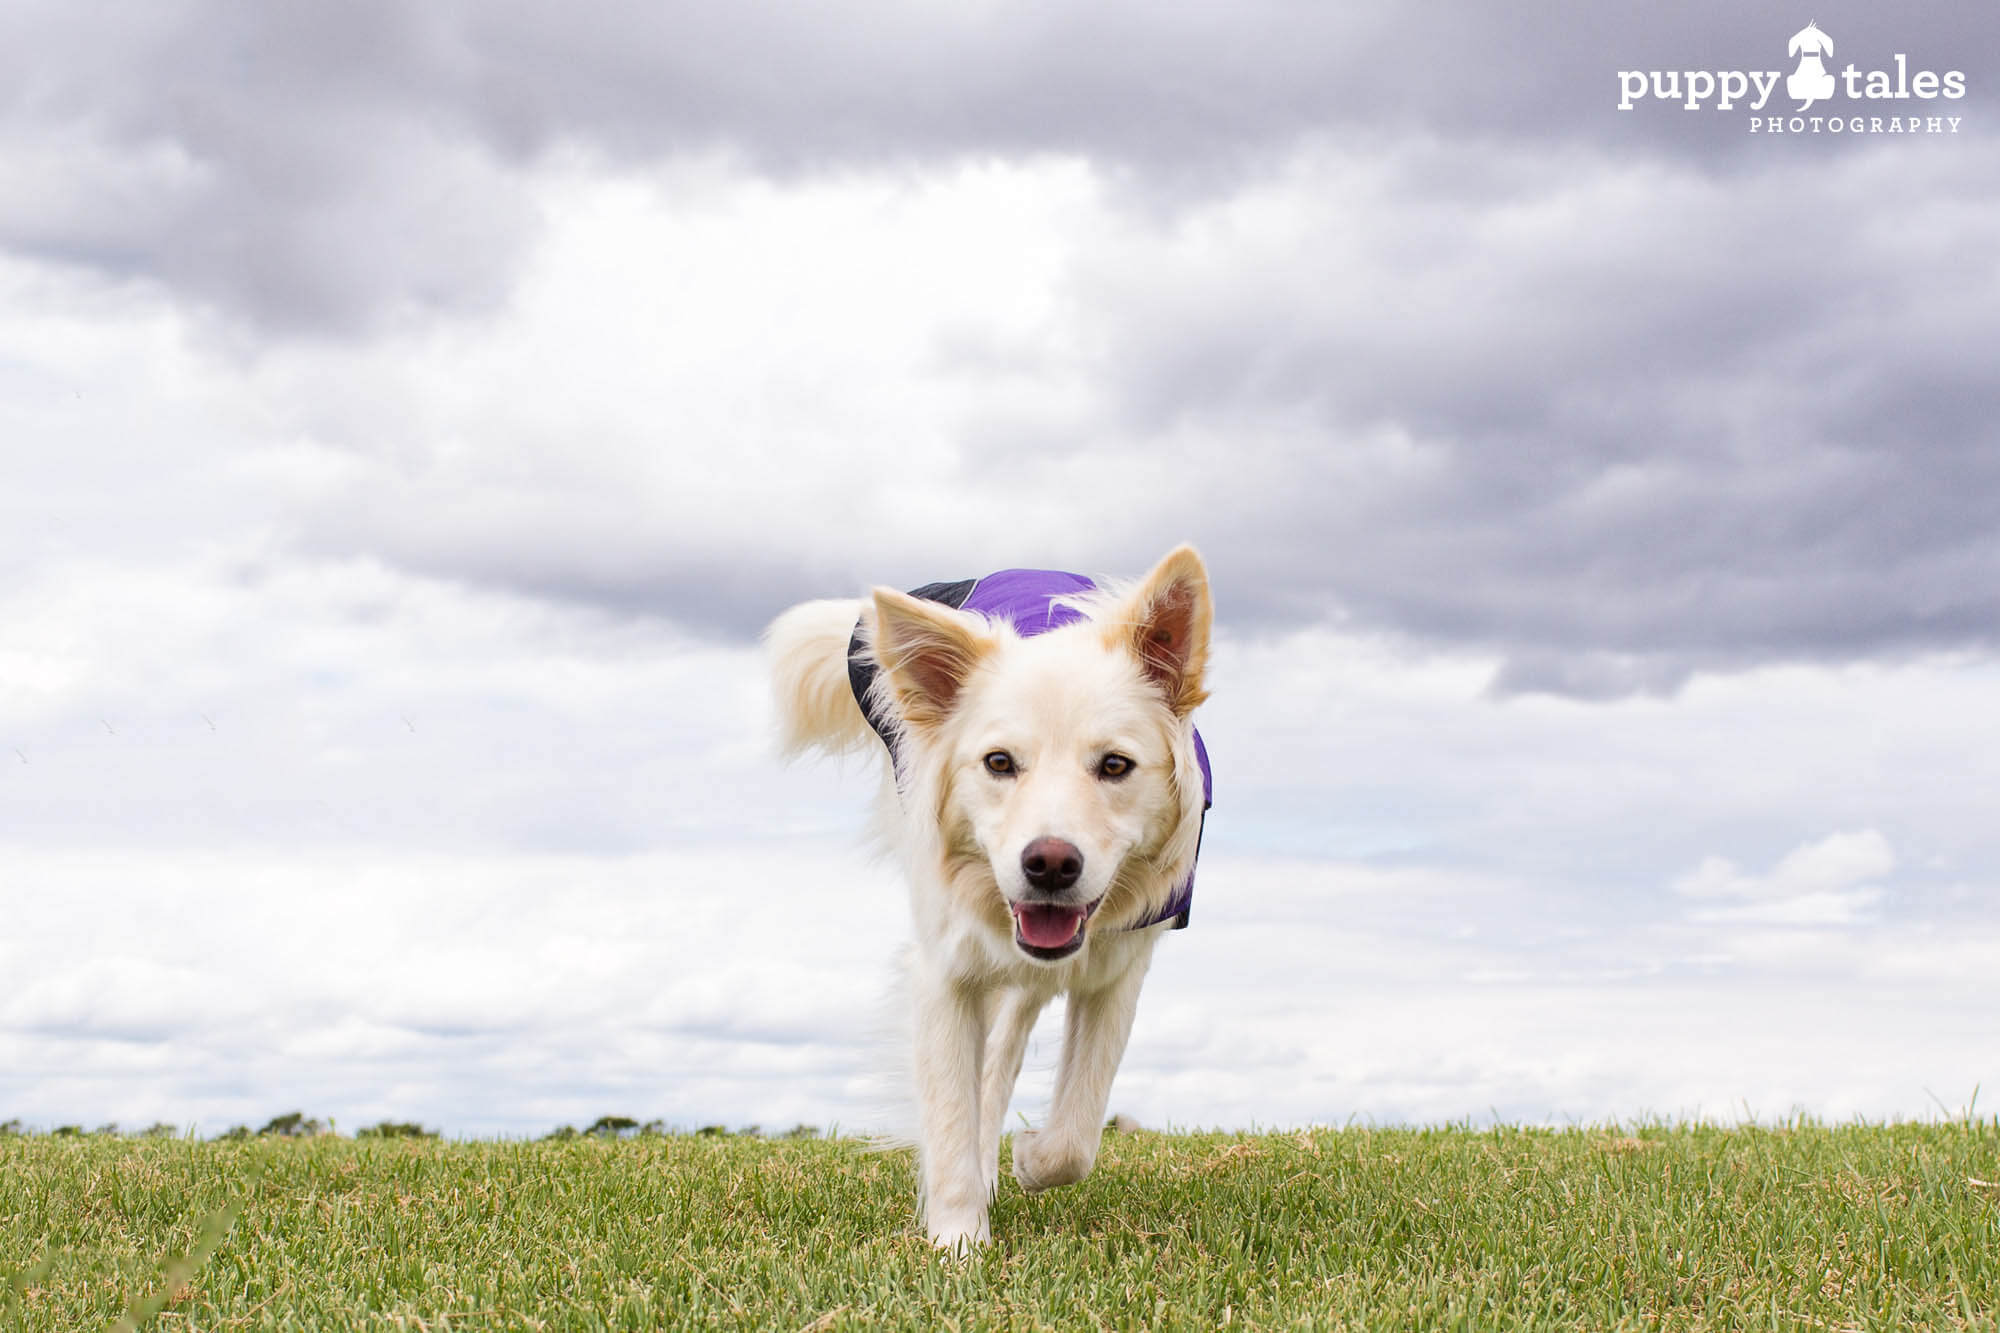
[1787,21,1837,109]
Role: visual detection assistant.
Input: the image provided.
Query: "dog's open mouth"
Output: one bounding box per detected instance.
[1011,901,1097,960]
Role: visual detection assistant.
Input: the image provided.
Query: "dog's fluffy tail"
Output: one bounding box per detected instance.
[765,598,876,757]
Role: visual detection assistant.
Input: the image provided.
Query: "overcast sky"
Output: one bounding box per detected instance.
[3,2,1995,1137]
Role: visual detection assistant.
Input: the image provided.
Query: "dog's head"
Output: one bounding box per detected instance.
[868,546,1211,963]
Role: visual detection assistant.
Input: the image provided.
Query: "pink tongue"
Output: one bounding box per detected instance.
[1015,904,1086,948]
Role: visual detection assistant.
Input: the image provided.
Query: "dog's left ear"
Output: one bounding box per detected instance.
[1108,544,1212,716]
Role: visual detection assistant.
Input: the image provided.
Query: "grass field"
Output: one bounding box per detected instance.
[5,1121,1998,1331]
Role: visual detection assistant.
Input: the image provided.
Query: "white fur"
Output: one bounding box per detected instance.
[764,546,1213,1250]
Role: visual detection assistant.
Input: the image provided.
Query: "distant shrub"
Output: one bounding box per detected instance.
[586,1116,640,1138]
[0,1121,188,1138]
[258,1111,323,1138]
[541,1125,580,1141]
[357,1121,436,1139]
[215,1125,254,1141]
[776,1125,821,1140]
[695,1125,727,1137]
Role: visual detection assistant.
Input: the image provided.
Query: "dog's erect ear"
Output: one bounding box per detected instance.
[869,588,993,730]
[1108,545,1212,716]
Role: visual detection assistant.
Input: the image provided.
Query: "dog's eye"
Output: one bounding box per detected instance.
[984,751,1016,776]
[1097,754,1134,780]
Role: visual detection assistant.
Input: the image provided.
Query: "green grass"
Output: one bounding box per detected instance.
[4,1122,1998,1330]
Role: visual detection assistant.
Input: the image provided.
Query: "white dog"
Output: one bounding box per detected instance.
[765,546,1213,1249]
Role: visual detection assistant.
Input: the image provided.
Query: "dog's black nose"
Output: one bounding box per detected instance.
[1021,837,1083,893]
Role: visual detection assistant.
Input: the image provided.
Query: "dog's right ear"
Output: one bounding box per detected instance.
[869,588,992,730]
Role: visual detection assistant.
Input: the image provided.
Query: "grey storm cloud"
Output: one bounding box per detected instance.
[5,0,1993,331]
[4,0,1994,693]
[2,2,533,333]
[278,126,1999,691]
[1072,141,2000,688]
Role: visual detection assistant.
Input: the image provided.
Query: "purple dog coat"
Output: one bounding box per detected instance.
[848,569,1211,931]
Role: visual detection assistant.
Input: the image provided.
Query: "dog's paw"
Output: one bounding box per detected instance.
[1010,1128,1095,1194]
[926,1209,991,1253]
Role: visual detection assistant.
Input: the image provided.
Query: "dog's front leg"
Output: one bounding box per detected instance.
[912,966,988,1250]
[1013,957,1150,1194]
[978,986,1049,1201]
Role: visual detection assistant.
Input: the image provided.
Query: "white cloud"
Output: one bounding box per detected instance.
[1673,830,1894,926]
[0,844,892,1135]
[1676,830,1895,900]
